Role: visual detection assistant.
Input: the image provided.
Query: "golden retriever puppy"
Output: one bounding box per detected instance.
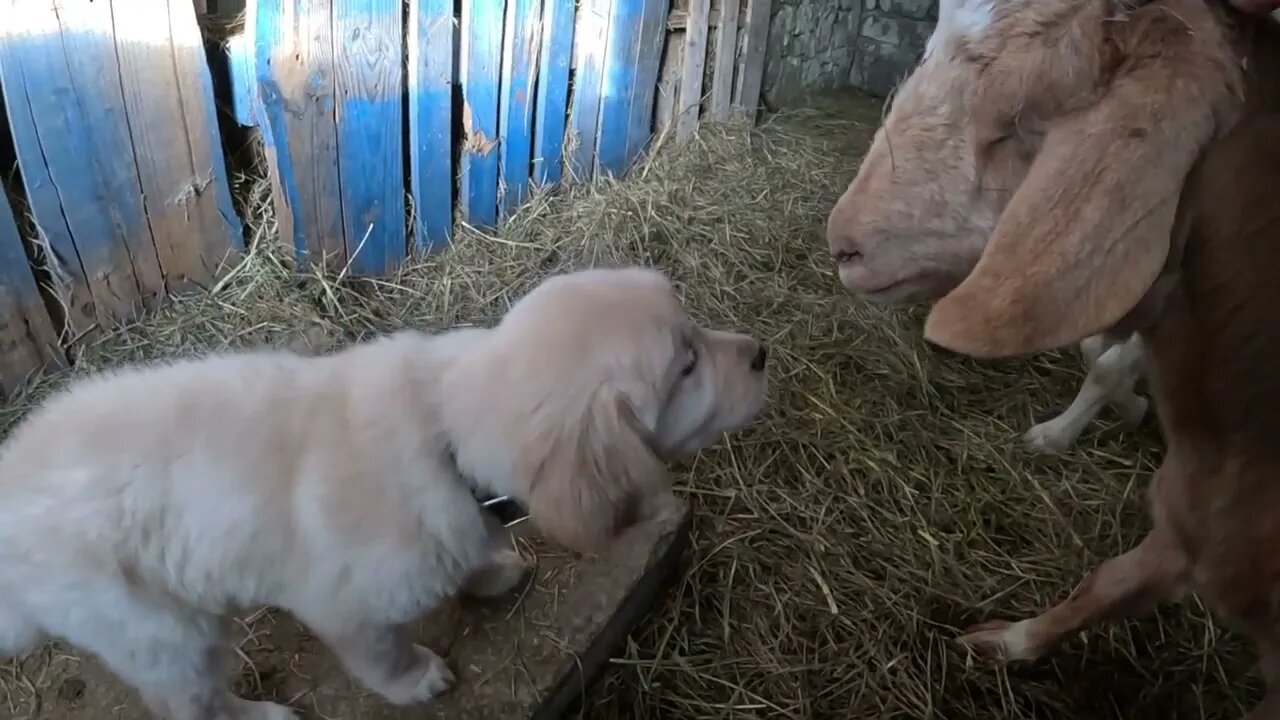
[0,266,768,720]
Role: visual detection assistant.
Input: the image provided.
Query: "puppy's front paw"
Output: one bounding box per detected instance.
[462,549,530,599]
[379,645,455,706]
[640,491,687,527]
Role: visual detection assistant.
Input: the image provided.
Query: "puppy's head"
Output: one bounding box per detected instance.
[482,267,768,553]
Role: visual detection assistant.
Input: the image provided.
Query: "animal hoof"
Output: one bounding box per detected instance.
[1117,396,1149,428]
[956,619,1041,662]
[1022,423,1074,454]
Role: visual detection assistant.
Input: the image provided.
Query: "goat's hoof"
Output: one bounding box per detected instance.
[1022,423,1075,454]
[956,619,1042,662]
[1117,396,1150,429]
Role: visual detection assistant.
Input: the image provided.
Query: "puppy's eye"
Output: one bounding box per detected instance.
[680,350,697,378]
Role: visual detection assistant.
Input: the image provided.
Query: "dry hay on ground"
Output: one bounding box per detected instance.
[0,90,1261,720]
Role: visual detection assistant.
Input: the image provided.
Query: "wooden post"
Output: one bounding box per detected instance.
[408,0,455,251]
[499,0,543,216]
[675,0,709,141]
[460,0,503,227]
[532,0,575,187]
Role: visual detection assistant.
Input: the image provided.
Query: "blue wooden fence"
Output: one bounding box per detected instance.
[0,0,771,394]
[0,0,242,391]
[231,0,771,275]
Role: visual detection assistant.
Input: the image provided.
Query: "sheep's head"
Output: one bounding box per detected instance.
[827,0,1244,357]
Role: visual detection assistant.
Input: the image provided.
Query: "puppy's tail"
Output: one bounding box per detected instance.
[0,605,38,658]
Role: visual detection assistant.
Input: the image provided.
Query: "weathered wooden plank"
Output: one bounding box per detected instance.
[332,0,406,276]
[595,0,644,177]
[253,0,347,270]
[226,31,259,127]
[407,0,454,252]
[566,0,613,182]
[0,0,157,333]
[248,0,301,265]
[708,0,739,121]
[733,0,771,122]
[666,7,722,30]
[167,0,246,261]
[499,0,542,217]
[460,0,503,228]
[653,29,684,137]
[532,0,574,187]
[624,0,670,167]
[0,192,64,393]
[675,0,709,140]
[112,0,242,291]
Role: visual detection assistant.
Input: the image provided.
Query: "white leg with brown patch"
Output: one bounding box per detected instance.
[958,528,1189,661]
[1023,333,1146,453]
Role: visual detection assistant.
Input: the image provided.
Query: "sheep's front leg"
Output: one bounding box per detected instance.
[1023,333,1147,453]
[958,528,1188,661]
[1245,641,1280,719]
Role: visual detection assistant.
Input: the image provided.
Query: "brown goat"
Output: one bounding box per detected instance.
[826,0,1280,714]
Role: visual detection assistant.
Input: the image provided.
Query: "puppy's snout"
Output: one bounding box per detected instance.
[750,343,768,372]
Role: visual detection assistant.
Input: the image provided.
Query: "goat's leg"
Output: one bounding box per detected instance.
[1246,641,1280,719]
[1023,333,1147,453]
[958,528,1188,660]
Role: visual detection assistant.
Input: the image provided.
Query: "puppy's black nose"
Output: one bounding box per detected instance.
[750,343,768,372]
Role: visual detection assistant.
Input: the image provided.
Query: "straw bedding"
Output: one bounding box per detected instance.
[0,90,1260,719]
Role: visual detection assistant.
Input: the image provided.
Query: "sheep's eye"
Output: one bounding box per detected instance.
[680,350,697,378]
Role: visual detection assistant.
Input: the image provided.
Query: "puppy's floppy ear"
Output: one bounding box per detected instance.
[520,385,668,554]
[925,0,1240,357]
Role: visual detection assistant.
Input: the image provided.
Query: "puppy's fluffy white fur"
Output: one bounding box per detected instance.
[0,267,768,720]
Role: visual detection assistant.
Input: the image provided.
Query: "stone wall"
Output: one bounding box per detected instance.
[761,0,864,107]
[761,0,939,105]
[850,0,938,97]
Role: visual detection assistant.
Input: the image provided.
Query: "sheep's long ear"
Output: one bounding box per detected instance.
[522,387,668,554]
[924,2,1239,358]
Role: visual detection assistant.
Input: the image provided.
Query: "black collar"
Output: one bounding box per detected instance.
[445,441,530,528]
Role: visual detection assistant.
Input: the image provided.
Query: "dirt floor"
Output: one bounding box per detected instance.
[0,90,1262,719]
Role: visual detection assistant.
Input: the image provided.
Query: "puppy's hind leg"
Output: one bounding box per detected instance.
[40,581,296,720]
[0,604,41,658]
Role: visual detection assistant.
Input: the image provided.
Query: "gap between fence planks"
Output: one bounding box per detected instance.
[0,192,63,393]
